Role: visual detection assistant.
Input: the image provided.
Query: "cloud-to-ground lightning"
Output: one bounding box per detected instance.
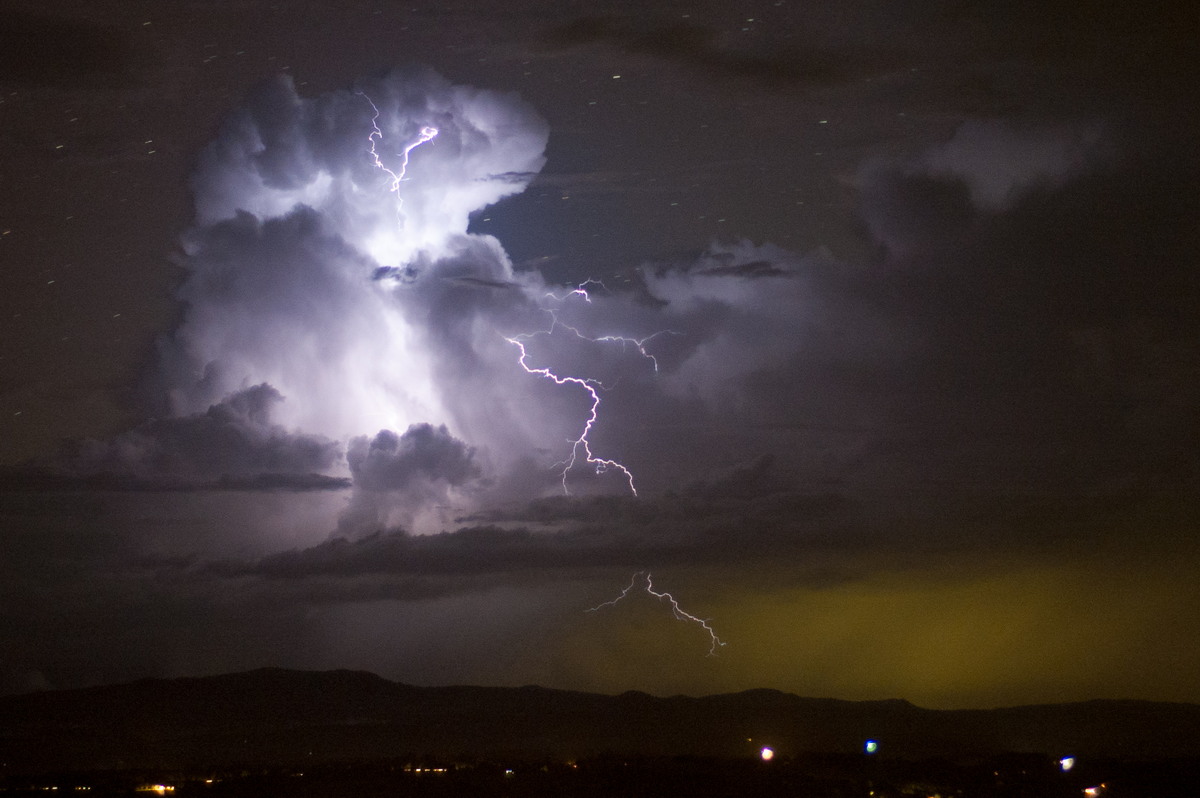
[505,283,676,495]
[587,571,727,656]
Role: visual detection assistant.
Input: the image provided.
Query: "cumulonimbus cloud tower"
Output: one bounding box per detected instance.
[136,68,839,525]
[163,70,552,450]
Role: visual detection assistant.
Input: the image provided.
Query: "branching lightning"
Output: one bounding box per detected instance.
[505,330,637,495]
[542,278,606,304]
[505,283,676,495]
[359,92,438,224]
[542,281,675,372]
[588,571,727,656]
[352,94,665,499]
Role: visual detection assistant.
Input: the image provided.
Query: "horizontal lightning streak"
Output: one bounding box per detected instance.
[587,571,727,656]
[542,278,606,304]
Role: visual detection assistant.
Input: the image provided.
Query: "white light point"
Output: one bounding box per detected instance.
[587,571,727,656]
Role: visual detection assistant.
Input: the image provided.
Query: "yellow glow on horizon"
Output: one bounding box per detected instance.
[538,538,1200,708]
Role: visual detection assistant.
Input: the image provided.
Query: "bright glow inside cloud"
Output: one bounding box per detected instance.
[167,70,550,451]
[150,68,864,528]
[157,68,700,527]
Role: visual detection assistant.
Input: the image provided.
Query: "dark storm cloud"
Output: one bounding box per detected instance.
[541,16,853,88]
[486,170,543,184]
[696,259,789,279]
[442,275,516,290]
[2,384,342,490]
[211,472,350,491]
[347,424,479,493]
[247,454,866,591]
[217,445,1193,608]
[854,116,1200,493]
[251,525,600,579]
[540,1,1196,125]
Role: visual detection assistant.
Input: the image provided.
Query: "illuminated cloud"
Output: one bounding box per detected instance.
[150,67,890,507]
[163,69,556,479]
[339,424,481,535]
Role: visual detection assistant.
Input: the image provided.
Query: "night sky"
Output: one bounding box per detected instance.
[1,1,1197,709]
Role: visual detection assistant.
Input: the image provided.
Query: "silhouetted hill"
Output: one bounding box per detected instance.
[1,669,1197,774]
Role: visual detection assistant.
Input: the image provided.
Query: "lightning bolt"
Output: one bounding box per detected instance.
[505,330,638,495]
[587,571,727,656]
[353,99,662,497]
[542,278,606,304]
[358,92,438,225]
[505,282,676,495]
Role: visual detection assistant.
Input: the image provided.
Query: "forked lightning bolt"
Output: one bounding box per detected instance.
[359,92,438,223]
[542,278,605,304]
[588,571,727,656]
[505,329,637,495]
[505,283,675,495]
[353,99,660,497]
[541,281,673,372]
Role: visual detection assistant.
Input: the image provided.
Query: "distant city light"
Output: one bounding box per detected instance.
[760,747,775,761]
[1060,756,1076,772]
[1083,785,1107,797]
[864,739,878,754]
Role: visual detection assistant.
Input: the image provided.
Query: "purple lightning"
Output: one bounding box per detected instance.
[505,328,638,495]
[505,282,676,495]
[541,281,675,371]
[542,278,606,304]
[359,92,438,219]
[587,571,727,656]
[352,101,660,497]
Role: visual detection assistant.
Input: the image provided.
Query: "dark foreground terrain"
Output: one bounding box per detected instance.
[2,669,1198,796]
[3,753,1198,798]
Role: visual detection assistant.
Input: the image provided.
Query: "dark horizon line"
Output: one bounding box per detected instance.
[10,665,1198,713]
